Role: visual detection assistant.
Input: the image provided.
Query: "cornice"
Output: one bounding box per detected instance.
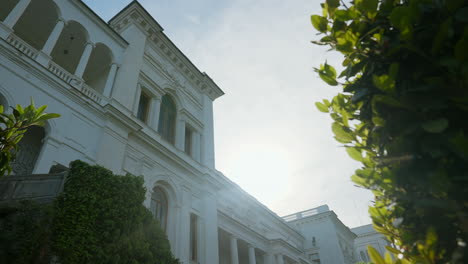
[108,1,225,101]
[75,0,128,48]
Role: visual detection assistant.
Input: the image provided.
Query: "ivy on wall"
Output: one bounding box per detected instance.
[312,0,468,263]
[0,160,179,264]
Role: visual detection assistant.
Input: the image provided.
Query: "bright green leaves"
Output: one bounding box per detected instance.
[368,246,385,264]
[346,147,363,162]
[315,63,338,86]
[311,15,328,33]
[332,122,354,143]
[315,102,329,113]
[421,118,449,133]
[336,30,358,54]
[0,100,60,176]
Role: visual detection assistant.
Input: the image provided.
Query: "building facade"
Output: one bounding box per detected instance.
[0,1,388,263]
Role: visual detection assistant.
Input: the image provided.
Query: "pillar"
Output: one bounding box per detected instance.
[3,0,31,28]
[203,194,219,263]
[132,83,142,115]
[74,42,94,78]
[264,253,275,264]
[149,97,161,130]
[176,119,185,150]
[248,245,257,264]
[230,236,239,264]
[276,254,285,264]
[0,0,31,39]
[103,63,118,97]
[36,18,66,66]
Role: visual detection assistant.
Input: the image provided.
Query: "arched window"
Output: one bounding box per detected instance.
[157,94,176,144]
[11,126,45,175]
[151,187,168,231]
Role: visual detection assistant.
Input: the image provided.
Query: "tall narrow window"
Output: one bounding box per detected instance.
[184,126,193,156]
[190,213,198,262]
[158,94,176,144]
[137,92,150,123]
[151,187,168,231]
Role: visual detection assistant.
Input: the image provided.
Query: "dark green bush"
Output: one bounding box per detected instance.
[0,201,53,264]
[312,0,468,263]
[52,160,179,264]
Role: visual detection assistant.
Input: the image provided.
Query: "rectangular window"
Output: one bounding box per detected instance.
[185,126,193,156]
[190,213,198,262]
[137,92,150,123]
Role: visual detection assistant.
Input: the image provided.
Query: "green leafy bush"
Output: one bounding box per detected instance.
[0,201,53,264]
[52,160,179,264]
[0,99,60,176]
[312,0,468,263]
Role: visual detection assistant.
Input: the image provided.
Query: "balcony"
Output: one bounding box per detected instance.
[0,0,118,105]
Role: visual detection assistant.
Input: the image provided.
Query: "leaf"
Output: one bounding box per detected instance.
[421,118,449,133]
[346,147,363,162]
[432,18,452,54]
[311,15,328,33]
[372,74,395,93]
[455,7,468,22]
[315,102,329,113]
[332,122,354,143]
[317,63,338,86]
[368,246,385,264]
[356,0,379,19]
[390,6,413,39]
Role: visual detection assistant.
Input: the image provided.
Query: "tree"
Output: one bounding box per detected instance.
[312,0,468,263]
[0,100,60,176]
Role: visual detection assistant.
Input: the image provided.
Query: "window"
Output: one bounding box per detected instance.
[190,213,198,262]
[11,126,45,175]
[158,94,176,144]
[151,187,168,231]
[137,92,150,123]
[184,126,193,156]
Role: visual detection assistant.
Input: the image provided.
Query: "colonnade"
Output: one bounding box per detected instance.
[0,0,118,98]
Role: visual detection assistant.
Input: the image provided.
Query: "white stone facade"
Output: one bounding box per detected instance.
[0,1,387,263]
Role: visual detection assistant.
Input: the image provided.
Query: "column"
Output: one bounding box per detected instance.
[74,42,94,78]
[230,236,239,264]
[264,253,274,264]
[3,0,31,27]
[0,0,31,39]
[248,245,257,264]
[192,131,201,162]
[203,194,219,263]
[103,63,118,97]
[149,97,161,130]
[276,254,285,264]
[36,18,66,66]
[132,84,142,115]
[176,119,185,151]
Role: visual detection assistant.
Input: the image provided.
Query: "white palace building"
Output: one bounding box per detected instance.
[0,1,389,263]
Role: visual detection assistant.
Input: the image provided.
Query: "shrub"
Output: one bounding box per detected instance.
[52,160,179,264]
[0,201,53,264]
[312,0,468,263]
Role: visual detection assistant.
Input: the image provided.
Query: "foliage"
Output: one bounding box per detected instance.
[311,0,468,263]
[0,201,53,264]
[0,99,60,176]
[52,160,179,264]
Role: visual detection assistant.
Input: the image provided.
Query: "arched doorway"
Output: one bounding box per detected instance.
[11,126,45,175]
[12,0,59,50]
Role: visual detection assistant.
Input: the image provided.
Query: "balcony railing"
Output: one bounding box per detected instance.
[48,60,77,85]
[80,83,104,104]
[6,33,38,60]
[0,173,67,203]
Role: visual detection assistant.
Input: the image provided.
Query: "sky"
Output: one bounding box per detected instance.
[83,0,374,228]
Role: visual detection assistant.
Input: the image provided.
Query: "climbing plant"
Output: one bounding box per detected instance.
[0,99,60,176]
[312,0,468,263]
